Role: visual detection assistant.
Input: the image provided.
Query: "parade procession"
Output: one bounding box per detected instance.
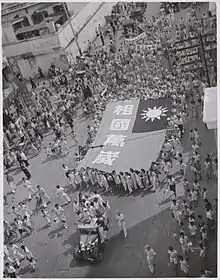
[2,1,217,278]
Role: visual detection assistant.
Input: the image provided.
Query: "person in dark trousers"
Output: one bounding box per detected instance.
[38,67,44,78]
[100,30,105,46]
[29,77,37,89]
[42,82,52,96]
[20,161,31,180]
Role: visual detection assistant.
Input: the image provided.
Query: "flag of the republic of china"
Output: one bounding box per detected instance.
[79,98,172,173]
[132,98,172,133]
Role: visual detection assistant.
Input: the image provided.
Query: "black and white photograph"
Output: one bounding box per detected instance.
[2,1,218,278]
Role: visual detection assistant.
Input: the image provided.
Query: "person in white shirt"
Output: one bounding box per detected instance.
[6,173,16,194]
[73,200,80,216]
[62,164,70,178]
[46,143,53,157]
[14,218,27,238]
[21,245,37,270]
[18,202,32,218]
[179,232,192,259]
[20,151,29,166]
[12,206,22,219]
[203,188,208,201]
[60,138,69,153]
[54,204,67,228]
[68,171,76,189]
[116,211,127,238]
[168,246,179,276]
[170,199,181,225]
[56,185,71,205]
[89,191,104,205]
[179,255,189,276]
[5,263,18,278]
[144,245,156,274]
[188,221,197,243]
[41,209,51,226]
[8,244,25,266]
[36,185,51,208]
[23,215,33,232]
[22,178,35,200]
[200,268,212,277]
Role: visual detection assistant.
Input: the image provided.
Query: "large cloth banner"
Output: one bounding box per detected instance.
[79,98,172,173]
[125,32,146,43]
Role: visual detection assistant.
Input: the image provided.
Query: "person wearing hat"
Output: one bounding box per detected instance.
[144,244,156,274]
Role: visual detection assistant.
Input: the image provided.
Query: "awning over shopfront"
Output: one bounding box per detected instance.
[203,87,217,129]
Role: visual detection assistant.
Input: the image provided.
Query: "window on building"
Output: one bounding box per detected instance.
[52,4,65,14]
[32,11,48,24]
[12,16,30,31]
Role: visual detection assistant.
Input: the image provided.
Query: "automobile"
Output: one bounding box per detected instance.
[73,217,109,263]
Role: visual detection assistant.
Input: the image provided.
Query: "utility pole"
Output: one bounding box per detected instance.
[63,2,82,56]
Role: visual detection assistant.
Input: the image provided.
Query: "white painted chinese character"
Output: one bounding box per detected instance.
[104,134,127,147]
[110,119,130,131]
[113,104,134,116]
[92,151,120,166]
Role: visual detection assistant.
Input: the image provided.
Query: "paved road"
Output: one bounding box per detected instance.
[4,2,217,278]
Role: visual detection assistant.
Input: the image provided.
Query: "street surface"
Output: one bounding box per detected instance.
[3,2,217,278]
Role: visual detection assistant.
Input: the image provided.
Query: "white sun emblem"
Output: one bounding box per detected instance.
[140,106,169,122]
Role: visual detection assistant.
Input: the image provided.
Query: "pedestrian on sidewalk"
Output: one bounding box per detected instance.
[56,185,71,205]
[144,244,156,274]
[116,210,127,238]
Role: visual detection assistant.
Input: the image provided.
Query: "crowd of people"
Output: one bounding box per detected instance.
[3,2,217,278]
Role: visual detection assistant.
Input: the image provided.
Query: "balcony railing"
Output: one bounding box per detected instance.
[1,3,36,15]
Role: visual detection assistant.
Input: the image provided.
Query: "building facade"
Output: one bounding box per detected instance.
[2,2,115,80]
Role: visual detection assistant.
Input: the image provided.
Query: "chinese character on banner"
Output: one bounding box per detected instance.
[104,134,127,147]
[92,151,120,166]
[110,119,130,131]
[113,104,134,116]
